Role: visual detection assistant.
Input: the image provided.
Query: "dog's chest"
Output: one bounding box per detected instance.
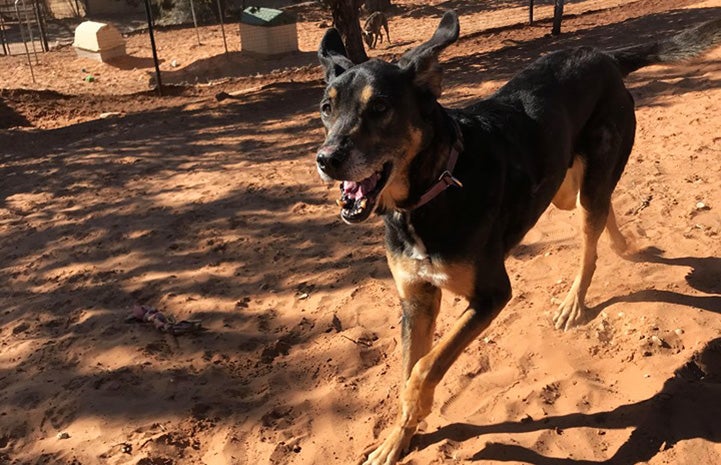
[390,253,475,299]
[386,213,477,298]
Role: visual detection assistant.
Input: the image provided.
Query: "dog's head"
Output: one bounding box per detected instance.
[316,11,459,223]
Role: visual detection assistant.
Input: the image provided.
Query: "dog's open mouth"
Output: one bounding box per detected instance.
[337,162,392,223]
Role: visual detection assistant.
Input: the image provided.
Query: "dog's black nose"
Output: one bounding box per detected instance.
[316,146,340,173]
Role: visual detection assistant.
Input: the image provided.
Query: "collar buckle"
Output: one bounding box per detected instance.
[439,170,463,188]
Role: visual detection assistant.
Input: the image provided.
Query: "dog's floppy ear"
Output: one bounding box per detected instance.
[399,11,459,98]
[318,28,355,82]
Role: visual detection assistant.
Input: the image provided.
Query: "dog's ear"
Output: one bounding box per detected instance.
[399,11,459,98]
[318,28,355,82]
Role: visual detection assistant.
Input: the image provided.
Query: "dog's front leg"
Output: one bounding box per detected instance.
[363,289,510,465]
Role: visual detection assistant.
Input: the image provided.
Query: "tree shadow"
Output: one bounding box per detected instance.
[161,50,318,85]
[441,7,721,108]
[413,337,721,464]
[577,246,721,324]
[106,55,165,70]
[396,0,531,19]
[0,78,396,464]
[0,96,30,129]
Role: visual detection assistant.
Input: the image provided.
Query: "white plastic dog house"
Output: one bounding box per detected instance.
[73,21,127,62]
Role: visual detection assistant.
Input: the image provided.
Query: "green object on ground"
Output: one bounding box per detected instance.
[240,7,296,27]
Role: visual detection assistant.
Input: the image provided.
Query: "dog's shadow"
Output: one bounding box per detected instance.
[413,337,721,464]
[583,246,721,323]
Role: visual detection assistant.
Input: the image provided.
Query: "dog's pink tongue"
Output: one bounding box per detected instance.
[342,174,379,200]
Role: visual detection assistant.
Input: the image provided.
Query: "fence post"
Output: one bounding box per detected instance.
[216,0,228,54]
[144,0,163,96]
[189,0,201,45]
[529,0,534,25]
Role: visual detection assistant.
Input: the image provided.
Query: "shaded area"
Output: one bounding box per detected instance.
[0,79,387,464]
[442,6,721,107]
[161,50,317,85]
[1,2,720,464]
[0,96,29,128]
[415,337,721,464]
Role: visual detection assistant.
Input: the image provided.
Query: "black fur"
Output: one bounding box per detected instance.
[315,13,721,464]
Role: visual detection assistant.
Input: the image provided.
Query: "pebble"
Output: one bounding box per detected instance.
[674,328,685,336]
[695,201,709,210]
[57,432,70,439]
[650,335,664,347]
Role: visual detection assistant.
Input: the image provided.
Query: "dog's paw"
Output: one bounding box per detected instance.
[553,291,586,331]
[361,426,414,465]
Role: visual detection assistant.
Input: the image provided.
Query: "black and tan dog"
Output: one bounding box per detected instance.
[363,11,390,49]
[316,11,721,465]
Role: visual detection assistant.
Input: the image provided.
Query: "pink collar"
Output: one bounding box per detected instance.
[404,120,464,211]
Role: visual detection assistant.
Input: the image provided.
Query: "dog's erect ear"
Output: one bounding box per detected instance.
[318,28,355,82]
[399,11,459,98]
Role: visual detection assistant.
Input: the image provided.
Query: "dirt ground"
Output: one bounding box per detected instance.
[1,0,721,464]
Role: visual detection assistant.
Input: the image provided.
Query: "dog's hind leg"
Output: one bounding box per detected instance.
[553,201,606,331]
[605,203,631,256]
[554,115,633,330]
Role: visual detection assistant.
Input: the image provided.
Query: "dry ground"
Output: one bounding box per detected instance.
[1,1,721,464]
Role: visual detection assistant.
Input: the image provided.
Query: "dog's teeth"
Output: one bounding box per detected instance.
[359,199,368,209]
[336,199,345,207]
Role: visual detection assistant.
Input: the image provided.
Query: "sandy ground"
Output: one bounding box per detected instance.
[1,0,721,464]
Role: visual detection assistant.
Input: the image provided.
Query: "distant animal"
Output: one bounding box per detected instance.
[316,10,721,465]
[362,11,390,49]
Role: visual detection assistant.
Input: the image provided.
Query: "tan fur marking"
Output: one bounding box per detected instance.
[552,157,584,211]
[387,251,475,299]
[378,126,423,211]
[360,85,374,106]
[327,87,337,99]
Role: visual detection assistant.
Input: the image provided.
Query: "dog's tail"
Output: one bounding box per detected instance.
[610,17,721,76]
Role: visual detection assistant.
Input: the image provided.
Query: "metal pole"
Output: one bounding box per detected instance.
[143,0,163,96]
[14,0,36,83]
[34,0,49,52]
[19,0,40,64]
[0,14,8,55]
[529,0,534,25]
[216,0,228,54]
[189,0,201,46]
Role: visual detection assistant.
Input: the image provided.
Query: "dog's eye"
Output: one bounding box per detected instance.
[370,100,388,115]
[321,102,332,117]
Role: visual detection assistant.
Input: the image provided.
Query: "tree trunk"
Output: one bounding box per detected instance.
[326,0,368,64]
[551,0,564,36]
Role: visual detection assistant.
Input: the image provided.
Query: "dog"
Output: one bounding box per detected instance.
[363,11,390,49]
[316,11,721,465]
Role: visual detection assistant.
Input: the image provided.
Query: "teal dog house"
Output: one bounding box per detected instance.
[240,7,298,55]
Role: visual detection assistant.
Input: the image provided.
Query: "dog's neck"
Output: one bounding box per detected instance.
[401,105,463,211]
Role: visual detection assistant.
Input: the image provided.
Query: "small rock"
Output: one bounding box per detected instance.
[674,328,685,336]
[297,293,309,300]
[171,59,179,67]
[99,112,121,119]
[57,432,70,440]
[695,201,710,210]
[650,335,664,347]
